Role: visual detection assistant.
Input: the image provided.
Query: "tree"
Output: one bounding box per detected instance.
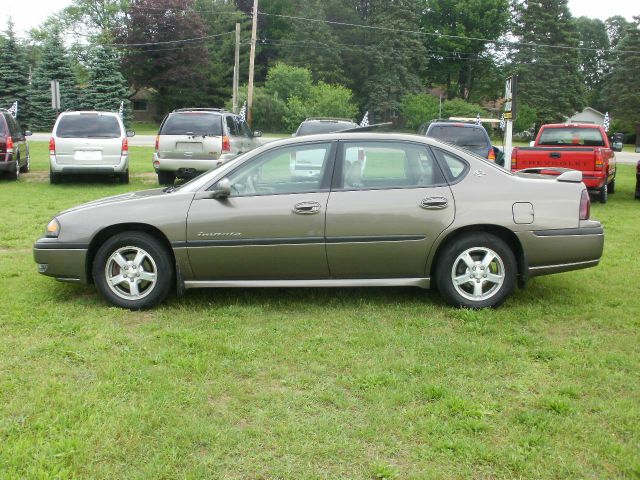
[605,15,631,49]
[441,98,485,118]
[512,0,585,125]
[62,0,129,41]
[605,17,640,128]
[118,0,210,114]
[265,63,313,102]
[574,17,610,109]
[284,82,358,131]
[29,29,79,131]
[400,93,440,129]
[81,45,131,124]
[0,20,31,126]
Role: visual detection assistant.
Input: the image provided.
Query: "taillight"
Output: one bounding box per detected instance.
[594,149,604,170]
[121,138,128,154]
[49,137,56,155]
[222,135,230,152]
[155,135,159,151]
[6,136,14,153]
[488,148,496,161]
[511,149,517,170]
[579,189,590,220]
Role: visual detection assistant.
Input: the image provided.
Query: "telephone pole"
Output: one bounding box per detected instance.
[247,0,258,127]
[232,22,240,114]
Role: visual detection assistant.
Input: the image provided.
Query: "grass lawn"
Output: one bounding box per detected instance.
[1,142,639,479]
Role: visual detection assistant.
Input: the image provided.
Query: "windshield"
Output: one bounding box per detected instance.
[160,113,223,136]
[427,125,489,148]
[56,114,121,138]
[297,121,357,136]
[538,127,605,146]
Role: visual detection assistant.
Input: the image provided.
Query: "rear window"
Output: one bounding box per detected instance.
[427,125,489,148]
[297,121,357,136]
[56,114,121,138]
[161,113,223,136]
[538,127,605,147]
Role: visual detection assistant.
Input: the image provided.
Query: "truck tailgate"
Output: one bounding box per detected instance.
[513,147,596,171]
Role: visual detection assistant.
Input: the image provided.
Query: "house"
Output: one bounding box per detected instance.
[130,88,159,122]
[567,107,607,126]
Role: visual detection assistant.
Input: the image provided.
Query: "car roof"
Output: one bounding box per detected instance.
[171,108,230,115]
[428,121,485,128]
[60,110,121,117]
[300,118,357,124]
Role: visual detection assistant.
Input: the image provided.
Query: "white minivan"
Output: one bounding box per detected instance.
[49,111,133,184]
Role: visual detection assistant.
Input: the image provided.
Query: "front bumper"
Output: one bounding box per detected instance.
[49,155,129,174]
[516,221,604,278]
[33,238,89,283]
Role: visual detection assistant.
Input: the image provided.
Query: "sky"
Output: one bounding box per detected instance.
[3,0,639,38]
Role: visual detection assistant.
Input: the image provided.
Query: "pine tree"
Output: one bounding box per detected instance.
[29,29,79,131]
[606,17,640,126]
[0,19,31,127]
[81,45,130,123]
[512,0,585,125]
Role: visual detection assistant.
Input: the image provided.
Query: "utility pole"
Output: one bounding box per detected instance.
[247,0,258,128]
[232,22,240,114]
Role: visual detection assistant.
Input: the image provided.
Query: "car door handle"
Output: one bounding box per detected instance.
[549,152,561,158]
[420,197,448,209]
[293,201,321,215]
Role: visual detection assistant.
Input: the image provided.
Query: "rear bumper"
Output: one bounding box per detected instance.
[516,221,604,278]
[0,158,16,172]
[33,238,89,283]
[153,153,237,173]
[50,155,128,174]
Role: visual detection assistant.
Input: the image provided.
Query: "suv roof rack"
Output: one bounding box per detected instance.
[303,117,355,123]
[172,107,229,113]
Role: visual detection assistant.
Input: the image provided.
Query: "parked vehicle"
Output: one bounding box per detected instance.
[636,160,640,200]
[49,111,133,184]
[0,109,31,180]
[34,133,604,310]
[153,108,262,185]
[419,120,504,166]
[293,118,359,137]
[611,132,624,152]
[511,124,616,203]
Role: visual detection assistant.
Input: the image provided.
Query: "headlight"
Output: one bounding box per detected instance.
[46,218,60,238]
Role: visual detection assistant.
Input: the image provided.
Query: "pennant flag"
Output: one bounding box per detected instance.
[499,113,505,131]
[118,101,124,119]
[603,112,610,132]
[239,101,247,122]
[7,101,18,118]
[475,113,482,126]
[360,111,369,127]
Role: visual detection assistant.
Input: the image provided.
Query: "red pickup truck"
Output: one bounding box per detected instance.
[511,123,616,203]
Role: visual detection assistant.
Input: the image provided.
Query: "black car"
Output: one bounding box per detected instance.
[0,109,31,180]
[419,120,504,166]
[293,118,359,136]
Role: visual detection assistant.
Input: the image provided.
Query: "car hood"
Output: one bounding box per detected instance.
[58,188,170,216]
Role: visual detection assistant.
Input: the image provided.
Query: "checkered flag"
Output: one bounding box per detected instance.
[7,101,18,118]
[239,102,247,122]
[499,113,505,131]
[118,101,124,119]
[360,111,369,127]
[475,113,481,126]
[603,112,610,133]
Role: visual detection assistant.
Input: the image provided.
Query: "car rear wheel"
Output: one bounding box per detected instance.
[436,233,517,308]
[157,171,175,185]
[93,232,174,309]
[50,170,61,184]
[598,184,608,204]
[8,159,19,181]
[119,170,130,184]
[19,150,30,173]
[607,178,615,194]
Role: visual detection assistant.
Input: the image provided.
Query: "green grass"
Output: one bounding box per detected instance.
[131,121,160,136]
[1,142,639,478]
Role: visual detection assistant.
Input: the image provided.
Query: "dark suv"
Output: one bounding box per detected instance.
[294,118,359,136]
[419,120,503,165]
[0,109,31,180]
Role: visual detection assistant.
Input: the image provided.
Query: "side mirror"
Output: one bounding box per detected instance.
[126,130,135,137]
[212,178,231,198]
[24,130,32,137]
[253,130,262,138]
[529,141,535,147]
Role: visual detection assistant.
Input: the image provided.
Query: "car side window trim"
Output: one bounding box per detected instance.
[331,140,450,192]
[204,140,338,196]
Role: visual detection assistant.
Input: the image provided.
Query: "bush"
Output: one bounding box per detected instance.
[400,93,440,130]
[283,82,358,132]
[442,98,486,119]
[265,63,313,102]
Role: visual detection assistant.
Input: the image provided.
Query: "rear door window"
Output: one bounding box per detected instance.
[431,148,470,183]
[537,127,605,146]
[161,113,222,136]
[56,114,122,138]
[225,116,239,136]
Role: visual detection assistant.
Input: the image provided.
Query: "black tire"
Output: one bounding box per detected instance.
[607,178,615,194]
[7,159,19,181]
[19,149,30,173]
[119,170,130,184]
[50,171,61,184]
[92,231,174,309]
[598,183,608,204]
[435,233,517,308]
[157,171,175,186]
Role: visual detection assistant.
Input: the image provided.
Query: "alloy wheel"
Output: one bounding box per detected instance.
[104,246,158,300]
[450,247,505,302]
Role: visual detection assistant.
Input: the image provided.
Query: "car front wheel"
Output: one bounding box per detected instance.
[436,233,517,308]
[93,232,174,309]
